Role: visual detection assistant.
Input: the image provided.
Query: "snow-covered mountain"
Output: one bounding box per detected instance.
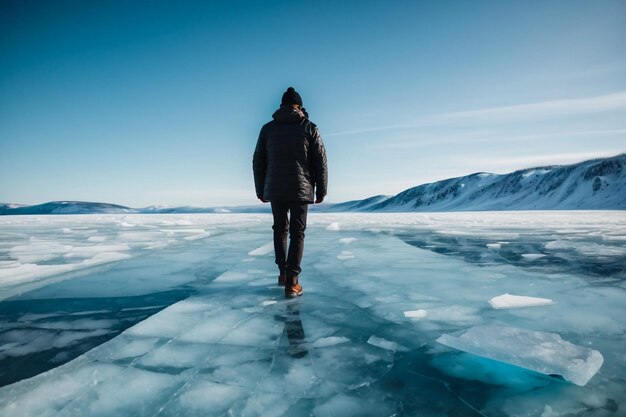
[2,154,624,215]
[366,153,625,211]
[313,195,391,212]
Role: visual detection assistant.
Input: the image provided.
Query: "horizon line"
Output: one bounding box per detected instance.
[3,151,624,209]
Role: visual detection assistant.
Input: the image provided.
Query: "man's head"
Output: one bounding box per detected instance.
[281,87,303,109]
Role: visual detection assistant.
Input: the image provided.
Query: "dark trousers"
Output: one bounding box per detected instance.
[271,201,309,283]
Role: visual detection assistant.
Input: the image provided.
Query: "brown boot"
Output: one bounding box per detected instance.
[278,272,286,286]
[285,276,303,298]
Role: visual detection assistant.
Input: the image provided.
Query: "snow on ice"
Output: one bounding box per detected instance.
[248,242,274,256]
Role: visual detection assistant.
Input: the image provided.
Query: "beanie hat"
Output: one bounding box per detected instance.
[281,87,303,107]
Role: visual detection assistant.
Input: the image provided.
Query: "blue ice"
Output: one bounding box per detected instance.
[0,212,624,416]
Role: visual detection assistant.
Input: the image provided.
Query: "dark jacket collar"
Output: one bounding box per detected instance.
[272,105,305,124]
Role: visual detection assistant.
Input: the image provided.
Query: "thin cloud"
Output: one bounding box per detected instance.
[326,91,626,137]
[498,128,626,141]
[368,128,626,150]
[441,91,626,122]
[563,60,626,81]
[325,122,431,137]
[460,150,625,173]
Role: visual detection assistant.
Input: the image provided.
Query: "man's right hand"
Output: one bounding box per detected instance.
[315,197,324,204]
[259,197,269,203]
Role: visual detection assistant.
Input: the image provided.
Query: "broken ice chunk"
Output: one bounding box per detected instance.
[337,251,355,260]
[436,325,603,386]
[489,293,554,309]
[367,336,398,352]
[312,336,350,348]
[404,309,428,319]
[339,237,357,244]
[326,222,340,231]
[521,253,546,260]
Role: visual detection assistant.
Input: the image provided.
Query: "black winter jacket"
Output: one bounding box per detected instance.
[253,106,328,203]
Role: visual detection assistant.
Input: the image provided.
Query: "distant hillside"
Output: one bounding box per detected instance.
[0,201,135,215]
[367,153,625,211]
[2,154,624,215]
[314,195,391,212]
[138,205,229,214]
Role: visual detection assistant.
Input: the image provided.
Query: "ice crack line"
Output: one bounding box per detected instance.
[406,369,489,417]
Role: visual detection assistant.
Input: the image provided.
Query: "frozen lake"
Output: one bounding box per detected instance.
[0,212,624,417]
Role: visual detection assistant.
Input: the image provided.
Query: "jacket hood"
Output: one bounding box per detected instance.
[272,105,306,124]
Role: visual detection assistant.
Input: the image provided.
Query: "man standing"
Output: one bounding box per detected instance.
[253,87,328,298]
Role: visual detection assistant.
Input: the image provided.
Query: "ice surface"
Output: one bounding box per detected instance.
[170,380,246,415]
[0,251,131,290]
[489,293,554,309]
[437,325,604,386]
[248,242,274,256]
[0,212,625,416]
[0,214,251,300]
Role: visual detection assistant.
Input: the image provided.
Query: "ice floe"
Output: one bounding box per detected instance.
[489,293,554,309]
[437,325,604,386]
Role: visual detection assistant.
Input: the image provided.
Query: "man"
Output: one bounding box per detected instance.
[253,87,328,298]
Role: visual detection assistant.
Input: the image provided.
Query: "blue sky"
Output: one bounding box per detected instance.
[1,0,625,207]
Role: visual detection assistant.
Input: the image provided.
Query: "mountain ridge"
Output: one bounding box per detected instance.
[367,153,625,211]
[2,153,624,215]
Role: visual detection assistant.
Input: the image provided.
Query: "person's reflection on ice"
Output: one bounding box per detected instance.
[283,301,308,358]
